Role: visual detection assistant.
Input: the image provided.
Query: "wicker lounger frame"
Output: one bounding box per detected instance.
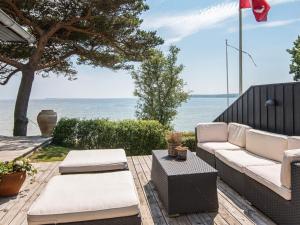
[44,214,141,225]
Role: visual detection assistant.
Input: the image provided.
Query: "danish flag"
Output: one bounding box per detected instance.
[240,0,271,22]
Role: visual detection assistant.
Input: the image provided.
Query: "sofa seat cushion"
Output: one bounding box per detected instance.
[197,142,241,155]
[281,149,300,189]
[245,164,291,200]
[27,171,139,225]
[246,129,288,162]
[228,123,251,148]
[59,149,127,174]
[215,150,278,173]
[288,136,300,150]
[196,122,228,143]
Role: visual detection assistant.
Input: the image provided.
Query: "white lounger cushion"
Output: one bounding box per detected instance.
[287,136,300,150]
[246,129,288,162]
[196,122,228,143]
[245,164,291,200]
[27,171,139,225]
[59,149,127,174]
[228,123,251,148]
[215,150,278,173]
[281,149,300,189]
[197,142,241,154]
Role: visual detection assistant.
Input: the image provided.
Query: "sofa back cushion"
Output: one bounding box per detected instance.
[196,122,228,143]
[246,129,288,162]
[288,136,300,150]
[228,123,251,148]
[281,149,300,189]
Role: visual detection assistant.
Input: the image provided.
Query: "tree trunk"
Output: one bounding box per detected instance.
[13,69,35,136]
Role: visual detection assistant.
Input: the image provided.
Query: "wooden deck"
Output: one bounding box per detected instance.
[0,136,52,162]
[0,156,277,225]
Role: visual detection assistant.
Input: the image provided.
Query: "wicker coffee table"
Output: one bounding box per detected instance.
[151,150,218,215]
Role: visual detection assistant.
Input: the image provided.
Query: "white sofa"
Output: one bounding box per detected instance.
[195,122,300,225]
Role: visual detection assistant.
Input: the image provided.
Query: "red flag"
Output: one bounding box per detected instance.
[251,0,271,22]
[240,0,251,9]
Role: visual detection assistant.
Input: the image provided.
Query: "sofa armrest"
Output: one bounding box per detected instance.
[195,122,228,143]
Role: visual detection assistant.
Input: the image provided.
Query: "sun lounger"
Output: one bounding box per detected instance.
[59,149,128,174]
[27,171,141,225]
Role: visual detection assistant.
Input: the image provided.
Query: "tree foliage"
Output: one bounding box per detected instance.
[131,46,189,127]
[0,0,162,83]
[0,0,162,135]
[287,36,300,81]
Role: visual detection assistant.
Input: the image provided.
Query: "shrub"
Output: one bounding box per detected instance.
[53,118,79,147]
[53,118,167,156]
[181,131,196,152]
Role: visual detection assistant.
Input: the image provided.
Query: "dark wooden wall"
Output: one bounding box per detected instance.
[215,82,300,136]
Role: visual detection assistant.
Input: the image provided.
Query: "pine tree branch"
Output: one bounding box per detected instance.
[0,68,20,85]
[37,50,77,70]
[0,55,23,69]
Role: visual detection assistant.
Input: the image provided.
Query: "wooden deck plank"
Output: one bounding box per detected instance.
[217,181,276,225]
[0,136,52,162]
[137,156,192,225]
[8,162,60,225]
[131,156,170,225]
[127,157,156,225]
[0,162,57,224]
[2,155,277,225]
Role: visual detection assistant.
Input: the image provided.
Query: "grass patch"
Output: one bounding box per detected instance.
[30,145,70,162]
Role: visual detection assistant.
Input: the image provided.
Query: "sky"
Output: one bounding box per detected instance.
[0,0,300,99]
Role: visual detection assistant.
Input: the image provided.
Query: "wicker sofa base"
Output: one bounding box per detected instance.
[244,175,299,225]
[43,215,141,225]
[216,158,244,195]
[196,147,216,168]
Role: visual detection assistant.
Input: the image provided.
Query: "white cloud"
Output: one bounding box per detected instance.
[143,0,300,44]
[228,18,300,32]
[143,2,238,44]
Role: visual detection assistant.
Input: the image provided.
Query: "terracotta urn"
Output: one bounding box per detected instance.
[37,110,57,137]
[0,172,26,197]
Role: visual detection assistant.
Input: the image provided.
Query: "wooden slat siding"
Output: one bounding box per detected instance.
[233,102,238,122]
[284,84,294,135]
[242,93,248,124]
[228,106,233,123]
[254,86,261,129]
[275,84,284,134]
[267,85,276,132]
[238,98,243,124]
[224,110,228,123]
[260,86,268,131]
[215,82,300,136]
[248,88,254,127]
[220,114,224,123]
[294,84,300,135]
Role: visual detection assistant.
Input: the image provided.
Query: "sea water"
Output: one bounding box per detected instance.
[0,97,235,136]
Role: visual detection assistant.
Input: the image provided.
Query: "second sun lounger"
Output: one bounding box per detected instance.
[59,149,128,174]
[27,171,140,225]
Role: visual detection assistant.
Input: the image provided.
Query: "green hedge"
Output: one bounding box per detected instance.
[181,132,196,151]
[53,118,167,156]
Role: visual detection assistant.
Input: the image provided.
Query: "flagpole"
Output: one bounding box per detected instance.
[239,5,243,95]
[226,39,229,107]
